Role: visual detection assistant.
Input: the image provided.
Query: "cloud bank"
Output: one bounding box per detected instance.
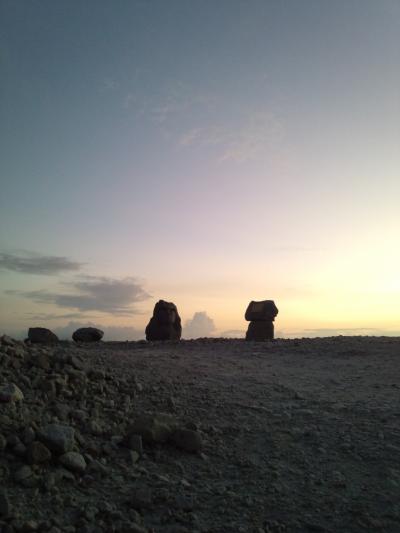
[183,311,216,339]
[8,276,151,316]
[219,329,246,338]
[0,252,83,275]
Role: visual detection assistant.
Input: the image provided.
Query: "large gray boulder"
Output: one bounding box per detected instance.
[145,300,182,341]
[28,327,58,345]
[72,327,103,343]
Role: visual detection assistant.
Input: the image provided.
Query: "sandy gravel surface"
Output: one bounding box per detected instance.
[1,336,399,533]
[86,336,400,532]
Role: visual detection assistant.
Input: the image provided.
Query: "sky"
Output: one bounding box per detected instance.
[1,0,399,340]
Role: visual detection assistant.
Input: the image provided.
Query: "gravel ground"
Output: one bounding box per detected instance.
[1,336,400,532]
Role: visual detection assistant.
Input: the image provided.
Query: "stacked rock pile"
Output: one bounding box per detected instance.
[145,301,182,341]
[245,300,279,341]
[0,334,202,532]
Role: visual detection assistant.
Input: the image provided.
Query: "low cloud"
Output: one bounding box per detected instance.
[9,276,151,316]
[278,327,400,338]
[0,252,83,275]
[183,311,216,339]
[53,321,143,341]
[302,327,400,337]
[219,329,246,338]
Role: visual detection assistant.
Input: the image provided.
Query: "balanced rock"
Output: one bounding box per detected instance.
[145,300,182,341]
[28,327,58,345]
[72,327,104,343]
[245,300,278,341]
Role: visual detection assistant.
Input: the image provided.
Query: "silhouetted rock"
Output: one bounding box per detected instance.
[72,327,104,343]
[145,300,182,341]
[245,300,278,322]
[245,300,278,341]
[28,327,58,345]
[245,320,275,341]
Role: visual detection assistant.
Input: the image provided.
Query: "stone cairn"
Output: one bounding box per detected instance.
[145,300,182,341]
[245,300,278,341]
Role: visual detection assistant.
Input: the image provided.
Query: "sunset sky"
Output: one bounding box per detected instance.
[1,0,399,339]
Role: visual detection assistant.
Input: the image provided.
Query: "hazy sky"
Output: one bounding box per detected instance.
[1,0,399,339]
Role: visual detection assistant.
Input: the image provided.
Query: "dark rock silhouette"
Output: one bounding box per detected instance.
[145,300,182,341]
[245,300,278,341]
[28,327,58,345]
[72,327,104,343]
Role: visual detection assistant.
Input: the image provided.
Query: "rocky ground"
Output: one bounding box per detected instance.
[0,334,399,533]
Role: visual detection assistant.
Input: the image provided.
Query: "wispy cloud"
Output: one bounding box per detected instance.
[183,311,216,339]
[8,276,151,316]
[25,312,95,321]
[178,112,284,162]
[149,81,215,124]
[0,252,83,275]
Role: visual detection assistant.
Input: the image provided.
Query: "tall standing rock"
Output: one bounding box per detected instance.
[145,300,182,341]
[245,300,278,341]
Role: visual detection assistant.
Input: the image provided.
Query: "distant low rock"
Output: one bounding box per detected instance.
[145,300,182,341]
[72,327,104,343]
[28,327,59,345]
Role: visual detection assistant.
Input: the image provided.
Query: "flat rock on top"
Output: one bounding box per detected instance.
[245,300,278,322]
